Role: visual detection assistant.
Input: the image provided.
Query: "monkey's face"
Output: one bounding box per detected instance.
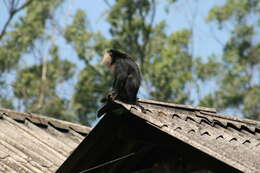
[102,51,112,67]
[102,51,116,72]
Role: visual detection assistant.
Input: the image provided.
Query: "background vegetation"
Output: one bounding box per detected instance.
[0,0,259,125]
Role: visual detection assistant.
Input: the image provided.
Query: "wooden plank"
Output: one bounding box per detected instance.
[0,118,65,168]
[46,124,84,148]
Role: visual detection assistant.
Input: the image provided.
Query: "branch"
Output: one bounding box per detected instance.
[0,0,33,40]
[103,0,112,8]
[150,0,156,28]
[13,0,33,13]
[0,11,15,40]
[140,0,156,70]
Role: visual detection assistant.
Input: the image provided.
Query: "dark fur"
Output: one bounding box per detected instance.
[97,49,142,117]
[108,49,141,103]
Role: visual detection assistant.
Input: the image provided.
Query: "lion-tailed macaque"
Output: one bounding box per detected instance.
[97,49,145,117]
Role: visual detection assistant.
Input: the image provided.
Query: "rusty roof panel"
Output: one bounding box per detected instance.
[0,108,91,173]
[115,100,260,173]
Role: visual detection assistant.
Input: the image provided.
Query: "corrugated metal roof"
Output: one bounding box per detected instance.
[115,99,260,173]
[0,108,91,173]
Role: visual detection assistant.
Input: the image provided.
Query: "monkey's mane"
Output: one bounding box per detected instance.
[109,49,134,60]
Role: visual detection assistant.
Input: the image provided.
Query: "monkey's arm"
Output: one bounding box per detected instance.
[97,98,114,117]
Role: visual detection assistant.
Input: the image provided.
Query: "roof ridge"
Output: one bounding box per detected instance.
[117,99,260,129]
[0,108,91,135]
[137,99,260,126]
[199,111,260,126]
[138,98,216,113]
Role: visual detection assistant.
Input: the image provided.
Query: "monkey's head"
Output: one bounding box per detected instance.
[102,49,128,69]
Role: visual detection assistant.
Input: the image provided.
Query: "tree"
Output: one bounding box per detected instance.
[200,0,260,120]
[63,9,111,125]
[0,0,78,122]
[106,0,156,70]
[1,0,258,125]
[13,45,76,121]
[62,1,160,125]
[69,0,198,125]
[0,0,64,73]
[149,29,194,104]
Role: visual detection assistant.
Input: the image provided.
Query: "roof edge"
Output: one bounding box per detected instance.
[138,98,216,113]
[116,100,260,130]
[200,111,260,126]
[0,108,91,135]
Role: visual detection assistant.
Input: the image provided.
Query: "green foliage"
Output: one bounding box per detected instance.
[244,86,260,118]
[107,0,156,68]
[13,45,76,121]
[1,0,259,125]
[0,0,78,122]
[103,0,196,106]
[202,0,260,120]
[73,65,110,125]
[63,9,111,125]
[206,0,259,26]
[2,0,197,125]
[149,30,193,103]
[0,97,14,110]
[64,10,94,62]
[0,0,64,73]
[195,55,221,81]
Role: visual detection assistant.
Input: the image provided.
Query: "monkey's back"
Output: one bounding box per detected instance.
[113,58,141,103]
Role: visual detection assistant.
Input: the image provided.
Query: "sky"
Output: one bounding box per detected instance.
[0,0,228,69]
[0,0,237,114]
[77,0,229,58]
